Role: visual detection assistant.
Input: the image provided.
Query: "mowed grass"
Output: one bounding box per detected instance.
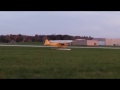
[16,42,43,45]
[0,42,43,45]
[0,47,120,79]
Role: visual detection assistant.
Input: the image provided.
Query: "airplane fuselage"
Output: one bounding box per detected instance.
[44,39,70,48]
[45,42,67,47]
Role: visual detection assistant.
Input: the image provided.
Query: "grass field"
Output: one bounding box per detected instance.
[0,42,43,45]
[0,46,120,79]
[16,42,43,45]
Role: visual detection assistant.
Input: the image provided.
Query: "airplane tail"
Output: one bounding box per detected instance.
[44,39,50,45]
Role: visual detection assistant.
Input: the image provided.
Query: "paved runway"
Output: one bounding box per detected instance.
[0,44,120,49]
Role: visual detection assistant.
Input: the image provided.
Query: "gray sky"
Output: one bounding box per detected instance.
[0,11,120,38]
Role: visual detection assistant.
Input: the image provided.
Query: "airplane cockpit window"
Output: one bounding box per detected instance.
[61,44,64,45]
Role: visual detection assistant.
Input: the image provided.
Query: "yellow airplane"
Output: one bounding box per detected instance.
[44,39,73,49]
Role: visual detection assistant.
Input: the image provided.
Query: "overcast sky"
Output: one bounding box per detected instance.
[0,11,120,38]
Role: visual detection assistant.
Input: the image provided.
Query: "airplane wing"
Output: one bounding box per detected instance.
[49,40,73,43]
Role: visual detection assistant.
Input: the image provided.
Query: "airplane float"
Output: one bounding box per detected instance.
[44,39,73,50]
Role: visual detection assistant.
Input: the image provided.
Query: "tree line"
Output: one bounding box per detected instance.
[0,34,94,43]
